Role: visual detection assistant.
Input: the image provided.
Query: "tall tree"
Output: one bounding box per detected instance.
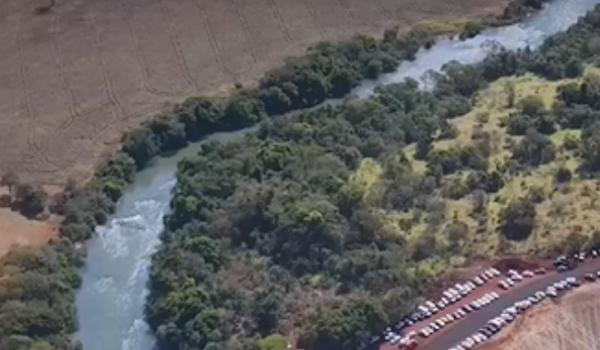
[1,170,19,198]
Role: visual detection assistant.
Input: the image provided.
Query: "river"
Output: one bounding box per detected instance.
[74,1,600,349]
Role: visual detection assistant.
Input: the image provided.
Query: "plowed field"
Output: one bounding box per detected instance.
[482,283,600,350]
[0,0,511,184]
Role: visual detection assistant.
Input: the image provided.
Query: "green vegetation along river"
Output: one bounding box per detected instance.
[74,1,600,349]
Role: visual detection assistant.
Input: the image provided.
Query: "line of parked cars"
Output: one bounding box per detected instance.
[377,268,501,347]
[446,274,594,350]
[497,268,542,290]
[370,248,600,350]
[418,292,500,339]
[554,249,600,271]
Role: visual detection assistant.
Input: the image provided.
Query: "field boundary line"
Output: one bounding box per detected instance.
[15,10,57,170]
[373,0,393,21]
[228,0,261,70]
[406,0,439,15]
[51,14,79,125]
[265,0,293,44]
[298,0,326,39]
[50,8,87,140]
[88,8,125,120]
[51,6,128,158]
[120,0,180,98]
[406,0,460,16]
[192,0,234,77]
[335,0,358,25]
[156,0,199,94]
[68,102,167,166]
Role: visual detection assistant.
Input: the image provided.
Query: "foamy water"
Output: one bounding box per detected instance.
[76,188,173,350]
[74,1,600,349]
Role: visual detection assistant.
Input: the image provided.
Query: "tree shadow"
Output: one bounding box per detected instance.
[34,0,55,15]
[0,194,11,208]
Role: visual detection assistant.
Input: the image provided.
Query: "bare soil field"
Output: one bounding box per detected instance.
[0,208,58,256]
[0,0,514,185]
[482,283,600,350]
[0,187,59,256]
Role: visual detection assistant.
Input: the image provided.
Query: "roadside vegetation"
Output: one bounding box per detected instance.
[0,0,573,349]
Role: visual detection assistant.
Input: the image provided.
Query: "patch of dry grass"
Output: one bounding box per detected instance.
[349,70,600,266]
[437,71,600,256]
[361,72,599,257]
[351,158,383,198]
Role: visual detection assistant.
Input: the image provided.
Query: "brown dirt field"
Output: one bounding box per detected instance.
[0,207,59,257]
[0,0,514,185]
[481,283,600,350]
[0,187,60,257]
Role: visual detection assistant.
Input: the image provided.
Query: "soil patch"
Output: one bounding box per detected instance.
[0,208,59,257]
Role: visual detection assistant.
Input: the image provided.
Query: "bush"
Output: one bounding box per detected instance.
[13,184,48,218]
[511,130,555,167]
[499,198,537,241]
[519,95,546,117]
[257,335,288,350]
[301,297,388,350]
[555,167,573,183]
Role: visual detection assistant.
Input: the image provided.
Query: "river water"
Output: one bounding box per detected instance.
[74,1,600,349]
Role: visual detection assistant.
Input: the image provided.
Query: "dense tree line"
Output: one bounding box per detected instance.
[0,243,82,350]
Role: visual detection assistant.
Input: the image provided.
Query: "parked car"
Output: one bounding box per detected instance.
[522,270,534,278]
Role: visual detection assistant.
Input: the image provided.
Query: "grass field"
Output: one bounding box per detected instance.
[0,0,514,186]
[351,68,600,266]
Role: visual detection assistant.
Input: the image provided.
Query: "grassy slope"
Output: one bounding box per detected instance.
[352,68,600,270]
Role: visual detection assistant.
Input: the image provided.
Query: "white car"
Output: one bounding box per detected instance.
[390,335,402,344]
[522,270,534,278]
